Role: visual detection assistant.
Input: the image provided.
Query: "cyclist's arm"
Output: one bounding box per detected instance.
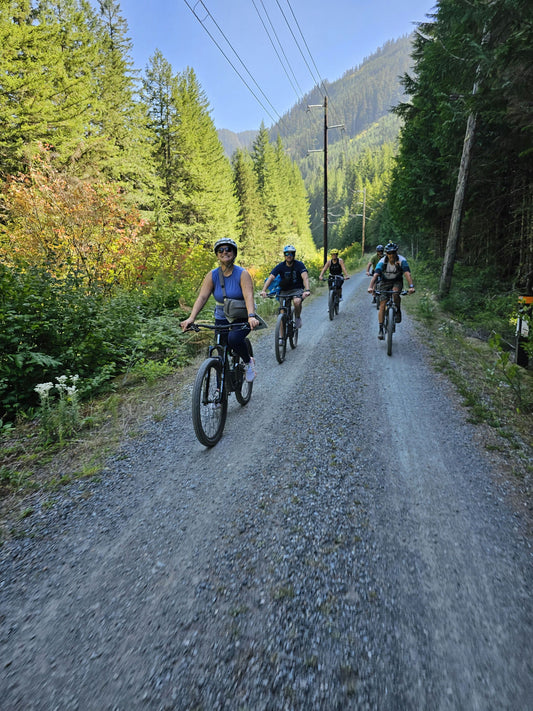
[365,261,372,274]
[368,272,379,292]
[302,269,311,294]
[180,271,214,330]
[260,272,275,296]
[404,270,415,292]
[319,260,330,280]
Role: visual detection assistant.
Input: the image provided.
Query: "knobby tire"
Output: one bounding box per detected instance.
[235,340,254,405]
[192,357,227,447]
[289,321,298,349]
[328,290,335,320]
[386,306,395,356]
[275,313,287,363]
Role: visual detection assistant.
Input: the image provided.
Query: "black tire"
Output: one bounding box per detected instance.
[334,291,340,315]
[275,313,287,364]
[328,290,335,320]
[289,320,298,349]
[235,340,253,405]
[386,306,395,356]
[192,357,227,447]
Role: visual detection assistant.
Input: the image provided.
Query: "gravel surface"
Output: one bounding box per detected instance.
[1,272,531,710]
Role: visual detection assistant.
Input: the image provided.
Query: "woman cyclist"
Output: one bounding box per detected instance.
[180,238,259,381]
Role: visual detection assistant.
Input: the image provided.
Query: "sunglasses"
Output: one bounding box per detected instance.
[217,246,234,254]
[284,252,295,256]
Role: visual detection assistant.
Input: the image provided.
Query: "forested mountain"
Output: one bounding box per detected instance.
[269,36,413,162]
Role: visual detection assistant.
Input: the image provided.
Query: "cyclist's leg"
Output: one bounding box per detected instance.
[226,321,252,363]
[392,283,402,322]
[378,293,387,338]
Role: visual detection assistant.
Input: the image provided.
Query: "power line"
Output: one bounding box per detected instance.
[253,0,305,103]
[183,0,286,128]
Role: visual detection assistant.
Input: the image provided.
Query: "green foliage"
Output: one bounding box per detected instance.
[488,333,529,412]
[386,0,533,287]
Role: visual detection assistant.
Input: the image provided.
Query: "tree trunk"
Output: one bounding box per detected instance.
[439,106,477,299]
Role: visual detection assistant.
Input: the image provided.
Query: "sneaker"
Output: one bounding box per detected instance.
[378,325,384,340]
[245,357,256,383]
[395,310,402,323]
[295,317,302,329]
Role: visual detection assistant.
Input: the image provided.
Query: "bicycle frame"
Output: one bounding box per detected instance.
[189,323,248,397]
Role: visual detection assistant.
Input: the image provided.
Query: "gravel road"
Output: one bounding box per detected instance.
[1,272,531,710]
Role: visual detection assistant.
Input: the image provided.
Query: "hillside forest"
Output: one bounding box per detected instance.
[1,0,532,425]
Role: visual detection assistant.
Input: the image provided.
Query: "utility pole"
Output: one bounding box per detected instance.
[308,97,343,265]
[361,188,366,256]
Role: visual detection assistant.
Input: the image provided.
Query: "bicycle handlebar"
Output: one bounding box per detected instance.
[375,289,408,296]
[185,323,249,332]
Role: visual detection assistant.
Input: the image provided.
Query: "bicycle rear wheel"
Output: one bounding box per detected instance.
[235,340,253,405]
[386,306,395,356]
[289,321,298,349]
[192,357,227,446]
[275,313,287,363]
[328,290,335,320]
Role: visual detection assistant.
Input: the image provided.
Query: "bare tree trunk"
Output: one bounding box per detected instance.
[439,99,478,299]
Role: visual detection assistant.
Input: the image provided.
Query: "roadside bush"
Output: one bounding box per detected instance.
[0,264,189,420]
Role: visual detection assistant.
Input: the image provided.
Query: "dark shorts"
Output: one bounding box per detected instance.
[378,280,403,301]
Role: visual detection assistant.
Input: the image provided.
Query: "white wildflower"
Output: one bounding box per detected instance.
[35,382,54,398]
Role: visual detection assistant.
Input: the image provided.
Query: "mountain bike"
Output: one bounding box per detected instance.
[268,293,299,364]
[376,289,407,356]
[185,323,253,447]
[328,275,344,320]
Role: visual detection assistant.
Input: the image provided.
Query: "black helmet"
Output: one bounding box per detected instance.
[385,242,398,253]
[214,238,238,256]
[376,244,384,252]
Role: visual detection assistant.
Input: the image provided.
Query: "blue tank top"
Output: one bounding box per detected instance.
[212,266,245,319]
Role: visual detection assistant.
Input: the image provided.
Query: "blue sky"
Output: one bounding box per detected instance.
[113,0,437,133]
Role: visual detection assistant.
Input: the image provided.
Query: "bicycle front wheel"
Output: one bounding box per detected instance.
[192,357,227,446]
[235,340,253,405]
[275,313,287,363]
[386,306,395,356]
[334,291,340,315]
[328,290,335,320]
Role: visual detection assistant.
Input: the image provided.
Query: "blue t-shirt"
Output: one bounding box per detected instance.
[212,265,245,319]
[271,260,308,290]
[375,254,410,282]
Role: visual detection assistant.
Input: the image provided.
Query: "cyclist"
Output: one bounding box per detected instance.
[180,238,259,381]
[367,242,415,340]
[366,244,384,276]
[260,245,310,329]
[319,249,350,299]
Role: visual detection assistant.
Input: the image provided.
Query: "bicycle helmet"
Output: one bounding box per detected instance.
[384,242,398,253]
[376,244,384,252]
[214,238,238,256]
[330,249,339,255]
[283,244,296,254]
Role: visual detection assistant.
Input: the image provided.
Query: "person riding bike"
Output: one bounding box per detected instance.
[319,249,350,299]
[260,245,310,329]
[367,242,415,340]
[366,245,384,276]
[180,238,259,381]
